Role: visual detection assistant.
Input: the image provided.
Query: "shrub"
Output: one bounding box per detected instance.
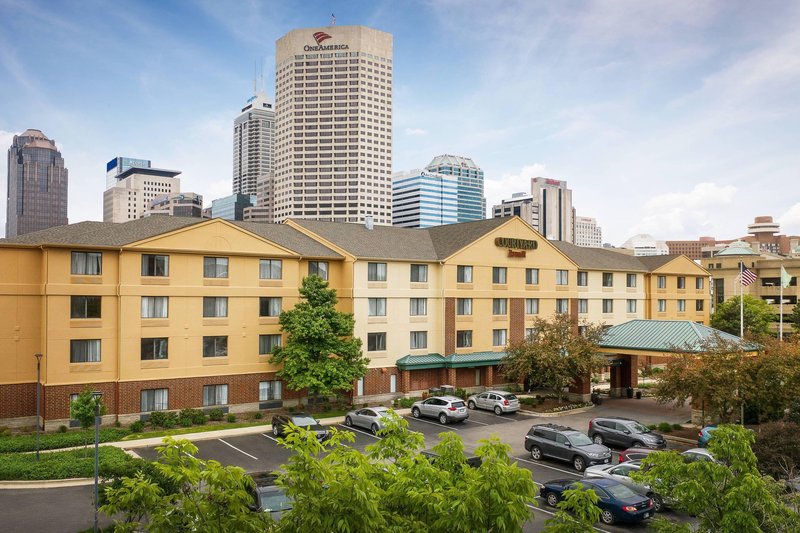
[226,414,237,423]
[647,423,658,430]
[393,397,419,409]
[129,421,144,433]
[753,421,800,480]
[0,446,138,480]
[455,388,468,400]
[148,411,177,429]
[657,422,673,433]
[177,408,206,427]
[114,420,121,428]
[253,412,263,420]
[672,423,683,431]
[58,425,68,434]
[208,408,225,422]
[0,428,130,454]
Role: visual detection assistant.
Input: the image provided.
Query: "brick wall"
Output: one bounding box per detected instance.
[359,367,398,396]
[0,382,36,418]
[455,367,477,388]
[45,382,118,420]
[444,297,455,355]
[408,368,439,391]
[509,298,525,343]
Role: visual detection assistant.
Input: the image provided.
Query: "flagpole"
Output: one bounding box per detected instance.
[739,261,744,338]
[780,262,784,341]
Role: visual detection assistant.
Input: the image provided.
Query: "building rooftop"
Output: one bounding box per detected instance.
[599,319,760,352]
[426,154,481,170]
[551,241,647,271]
[715,241,759,256]
[116,167,182,180]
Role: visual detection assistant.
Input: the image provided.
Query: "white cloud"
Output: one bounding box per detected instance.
[404,127,428,136]
[484,163,548,215]
[779,203,800,236]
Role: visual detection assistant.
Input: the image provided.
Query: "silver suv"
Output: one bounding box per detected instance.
[411,395,469,424]
[466,390,520,415]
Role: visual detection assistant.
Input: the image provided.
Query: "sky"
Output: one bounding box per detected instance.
[1,0,799,245]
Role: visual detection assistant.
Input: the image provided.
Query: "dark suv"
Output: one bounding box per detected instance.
[588,417,666,449]
[524,423,612,472]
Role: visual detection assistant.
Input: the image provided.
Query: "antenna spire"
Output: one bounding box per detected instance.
[330,13,336,26]
[253,60,257,95]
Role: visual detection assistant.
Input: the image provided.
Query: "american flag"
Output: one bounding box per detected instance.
[736,266,757,286]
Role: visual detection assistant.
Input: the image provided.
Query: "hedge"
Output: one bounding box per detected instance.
[0,446,141,480]
[0,428,130,454]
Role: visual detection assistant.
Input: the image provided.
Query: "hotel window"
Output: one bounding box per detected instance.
[70,339,101,363]
[390,374,397,393]
[627,299,637,313]
[410,264,428,282]
[525,328,537,339]
[203,297,228,318]
[492,267,507,284]
[577,271,588,286]
[696,300,704,312]
[409,298,427,316]
[259,381,282,401]
[658,299,667,312]
[657,276,666,288]
[203,384,228,406]
[493,298,508,315]
[493,329,507,347]
[556,270,568,285]
[204,257,229,278]
[260,297,282,317]
[202,336,228,357]
[71,251,102,275]
[696,277,705,289]
[141,254,169,277]
[368,297,386,316]
[626,274,637,288]
[602,273,613,287]
[260,259,283,279]
[678,299,686,312]
[140,388,168,412]
[141,296,168,318]
[141,338,168,360]
[368,262,387,281]
[456,298,472,315]
[525,298,539,315]
[71,296,101,319]
[578,299,588,314]
[602,299,613,313]
[456,330,472,348]
[410,331,427,349]
[457,265,473,283]
[525,268,539,285]
[259,334,282,355]
[367,332,386,351]
[308,261,329,280]
[677,277,686,289]
[556,299,569,314]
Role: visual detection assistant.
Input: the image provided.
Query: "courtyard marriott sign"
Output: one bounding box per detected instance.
[495,237,538,258]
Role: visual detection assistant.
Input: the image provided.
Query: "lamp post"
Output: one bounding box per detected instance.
[34,353,43,461]
[92,392,102,533]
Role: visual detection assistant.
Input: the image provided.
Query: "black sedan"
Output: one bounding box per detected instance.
[540,477,654,525]
[271,412,330,440]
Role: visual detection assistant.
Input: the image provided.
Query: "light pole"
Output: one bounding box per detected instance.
[34,353,43,461]
[92,392,102,533]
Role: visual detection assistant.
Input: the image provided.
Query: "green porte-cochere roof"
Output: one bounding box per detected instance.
[599,319,760,353]
[396,352,506,370]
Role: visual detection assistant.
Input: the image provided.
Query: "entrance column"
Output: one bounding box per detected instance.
[485,366,494,387]
[568,374,591,402]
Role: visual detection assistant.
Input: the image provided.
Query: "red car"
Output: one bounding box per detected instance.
[618,447,661,463]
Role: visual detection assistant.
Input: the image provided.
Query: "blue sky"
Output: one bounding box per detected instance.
[2,0,799,244]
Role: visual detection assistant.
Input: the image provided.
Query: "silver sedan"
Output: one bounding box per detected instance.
[583,461,666,512]
[344,406,391,435]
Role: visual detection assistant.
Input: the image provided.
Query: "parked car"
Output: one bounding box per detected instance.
[697,426,717,447]
[588,417,667,449]
[524,423,612,472]
[344,406,391,435]
[249,473,292,522]
[584,460,667,512]
[618,447,662,463]
[271,413,330,440]
[466,390,520,415]
[540,477,655,525]
[410,395,469,424]
[681,448,715,462]
[421,449,483,469]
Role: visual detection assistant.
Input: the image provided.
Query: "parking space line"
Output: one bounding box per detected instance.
[515,456,582,477]
[529,502,612,533]
[462,418,489,426]
[338,424,382,440]
[261,433,279,443]
[406,417,461,431]
[218,439,258,460]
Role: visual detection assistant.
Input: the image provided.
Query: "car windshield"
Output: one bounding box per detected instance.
[569,433,593,446]
[374,410,389,417]
[260,491,293,512]
[291,416,318,426]
[605,483,639,499]
[501,394,517,400]
[451,401,465,408]
[629,422,650,434]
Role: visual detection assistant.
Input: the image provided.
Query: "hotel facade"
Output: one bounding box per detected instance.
[0,216,709,428]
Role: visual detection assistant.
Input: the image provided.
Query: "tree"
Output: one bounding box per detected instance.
[711,294,774,338]
[269,275,369,401]
[542,483,601,533]
[70,386,106,431]
[752,421,800,482]
[789,304,800,333]
[500,314,607,402]
[632,425,800,533]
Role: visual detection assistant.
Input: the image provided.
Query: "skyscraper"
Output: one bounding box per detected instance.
[233,89,274,196]
[106,156,151,189]
[529,177,573,242]
[391,169,458,228]
[574,216,602,248]
[272,25,393,224]
[425,154,485,223]
[103,166,181,222]
[5,129,68,237]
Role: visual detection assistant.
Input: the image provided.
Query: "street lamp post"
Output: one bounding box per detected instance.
[34,353,43,461]
[92,392,101,533]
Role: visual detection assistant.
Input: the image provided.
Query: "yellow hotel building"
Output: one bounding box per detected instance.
[0,216,709,428]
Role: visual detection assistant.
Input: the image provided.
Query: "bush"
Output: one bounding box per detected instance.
[114,420,121,428]
[455,388,468,400]
[148,411,177,429]
[253,412,263,420]
[0,428,130,454]
[0,446,139,480]
[647,423,658,430]
[672,423,683,431]
[177,408,206,427]
[58,425,68,434]
[208,408,225,422]
[753,421,800,480]
[657,422,673,433]
[393,397,419,409]
[226,414,237,423]
[129,420,144,433]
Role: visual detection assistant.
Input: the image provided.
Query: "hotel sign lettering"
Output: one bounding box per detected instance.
[495,237,538,250]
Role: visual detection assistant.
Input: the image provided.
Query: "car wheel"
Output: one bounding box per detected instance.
[530,446,542,460]
[600,509,615,525]
[573,456,586,472]
[545,492,559,507]
[371,424,379,435]
[468,400,476,410]
[344,416,352,427]
[632,441,644,448]
[272,424,280,437]
[411,407,421,418]
[592,434,604,445]
[494,406,503,415]
[439,413,448,425]
[652,494,664,513]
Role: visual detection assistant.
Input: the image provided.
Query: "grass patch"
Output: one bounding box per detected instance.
[0,446,140,480]
[0,428,130,454]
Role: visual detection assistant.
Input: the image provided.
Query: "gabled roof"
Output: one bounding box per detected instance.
[396,351,505,370]
[427,218,510,259]
[550,241,647,271]
[230,221,341,258]
[599,320,760,353]
[636,255,685,270]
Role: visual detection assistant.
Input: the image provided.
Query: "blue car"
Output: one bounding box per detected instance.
[540,477,654,525]
[697,426,717,447]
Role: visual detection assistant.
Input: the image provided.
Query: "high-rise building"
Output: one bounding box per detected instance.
[391,169,458,228]
[145,192,205,218]
[574,216,602,248]
[243,172,274,223]
[620,234,669,256]
[272,25,393,225]
[425,154,485,223]
[529,177,573,242]
[491,193,540,229]
[233,90,274,196]
[5,129,68,237]
[211,193,256,221]
[106,156,151,189]
[103,167,181,222]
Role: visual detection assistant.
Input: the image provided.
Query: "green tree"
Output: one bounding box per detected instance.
[752,421,800,482]
[500,314,606,402]
[70,386,106,431]
[789,304,800,333]
[632,425,800,533]
[269,275,369,401]
[711,294,775,338]
[542,483,601,532]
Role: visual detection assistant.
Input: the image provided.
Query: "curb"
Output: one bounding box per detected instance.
[518,405,595,418]
[0,477,95,490]
[663,434,698,446]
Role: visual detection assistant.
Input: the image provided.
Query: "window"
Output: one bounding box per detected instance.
[367,332,386,351]
[204,257,229,278]
[71,251,102,275]
[457,265,472,283]
[141,296,168,318]
[456,330,472,348]
[410,264,428,282]
[556,299,569,313]
[260,297,282,317]
[627,299,637,313]
[696,277,705,289]
[141,254,169,277]
[259,381,282,401]
[657,276,666,288]
[70,339,100,363]
[525,298,539,315]
[492,267,507,284]
[260,259,282,279]
[456,298,472,315]
[259,334,281,355]
[202,336,228,357]
[493,298,507,315]
[602,299,613,313]
[525,328,537,338]
[678,299,686,312]
[602,273,613,287]
[141,338,168,360]
[203,384,228,406]
[203,297,228,318]
[677,277,686,289]
[368,297,386,316]
[141,389,168,412]
[696,300,704,312]
[493,329,507,346]
[578,299,588,314]
[409,298,427,316]
[556,270,568,285]
[390,374,397,394]
[658,299,667,312]
[525,268,539,285]
[70,296,101,319]
[410,331,427,349]
[577,271,588,286]
[626,274,637,288]
[368,262,387,281]
[308,261,329,280]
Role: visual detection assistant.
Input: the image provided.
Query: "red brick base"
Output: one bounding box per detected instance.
[0,382,36,419]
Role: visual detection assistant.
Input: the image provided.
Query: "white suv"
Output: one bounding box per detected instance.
[411,395,469,424]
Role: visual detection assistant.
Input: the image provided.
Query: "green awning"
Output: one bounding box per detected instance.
[396,353,445,370]
[396,352,506,370]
